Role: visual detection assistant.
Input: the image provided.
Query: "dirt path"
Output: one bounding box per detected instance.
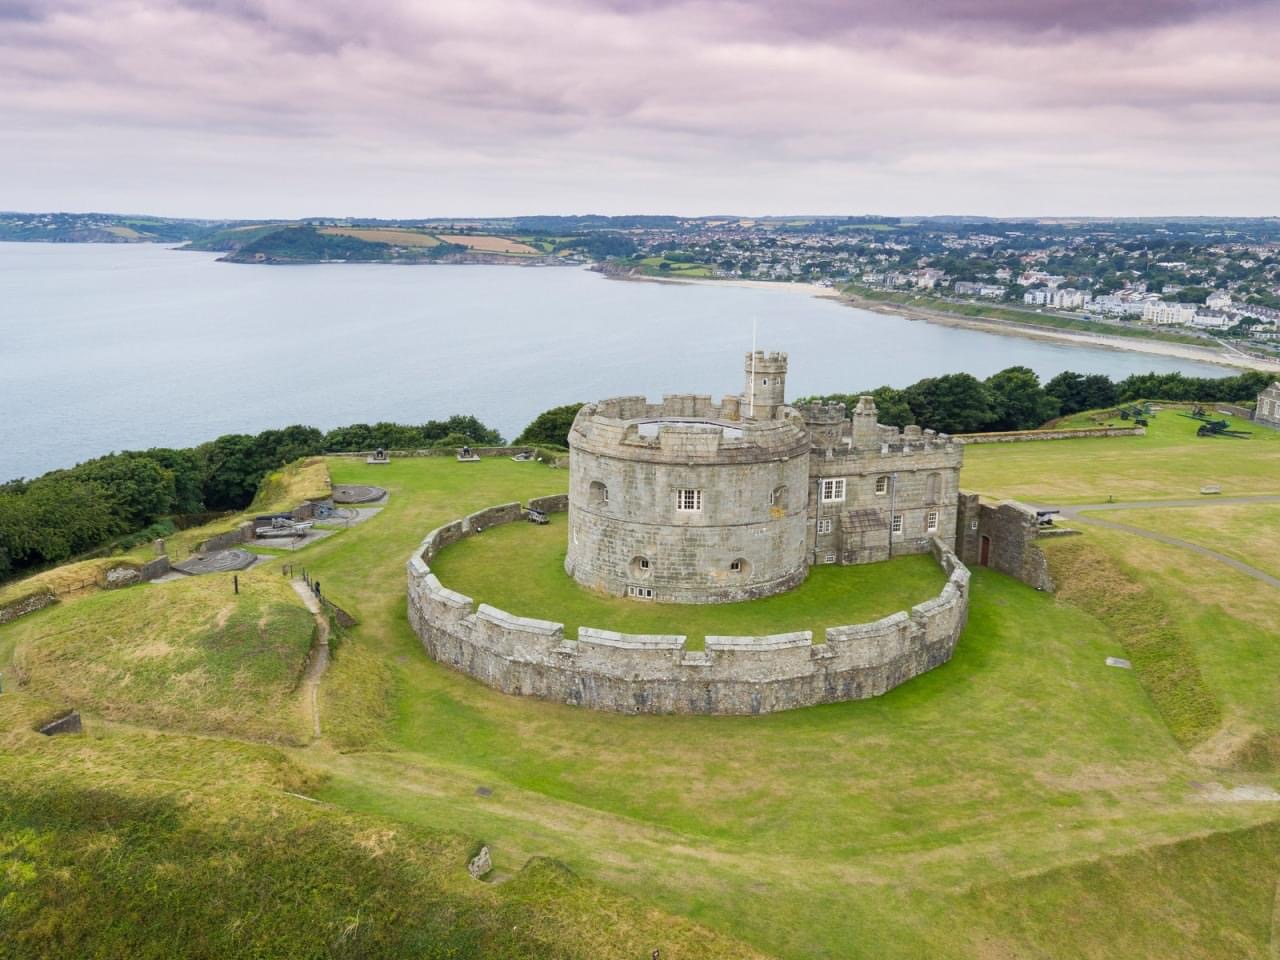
[291,580,330,740]
[1041,497,1280,591]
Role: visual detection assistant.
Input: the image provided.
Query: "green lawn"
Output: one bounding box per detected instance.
[5,450,1280,958]
[429,517,945,646]
[961,405,1280,504]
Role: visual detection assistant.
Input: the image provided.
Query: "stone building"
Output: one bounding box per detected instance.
[1257,381,1280,430]
[564,351,964,604]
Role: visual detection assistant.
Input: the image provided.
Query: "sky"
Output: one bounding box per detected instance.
[1,0,1278,219]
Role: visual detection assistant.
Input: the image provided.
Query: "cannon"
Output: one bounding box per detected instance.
[1196,420,1252,439]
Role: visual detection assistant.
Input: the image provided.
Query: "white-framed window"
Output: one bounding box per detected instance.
[874,475,889,495]
[970,519,979,531]
[891,514,903,534]
[926,510,939,532]
[820,478,846,503]
[817,518,833,534]
[675,489,703,512]
[589,480,609,505]
[639,557,649,570]
[769,485,787,508]
[824,553,837,564]
[627,585,654,600]
[730,559,742,572]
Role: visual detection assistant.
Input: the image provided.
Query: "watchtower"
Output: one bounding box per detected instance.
[744,351,787,420]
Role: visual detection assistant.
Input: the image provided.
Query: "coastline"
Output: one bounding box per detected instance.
[645,274,1280,375]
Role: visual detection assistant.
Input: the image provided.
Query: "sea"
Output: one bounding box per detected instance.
[0,242,1233,481]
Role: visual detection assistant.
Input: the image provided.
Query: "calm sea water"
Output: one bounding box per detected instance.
[0,242,1231,481]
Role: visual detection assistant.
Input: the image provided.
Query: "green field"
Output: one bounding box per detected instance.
[4,424,1280,957]
[430,518,945,646]
[960,406,1280,503]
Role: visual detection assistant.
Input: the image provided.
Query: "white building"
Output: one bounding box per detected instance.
[1143,302,1198,326]
[1206,290,1233,310]
[1191,311,1233,330]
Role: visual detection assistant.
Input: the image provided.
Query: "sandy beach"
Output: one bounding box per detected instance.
[650,274,1280,375]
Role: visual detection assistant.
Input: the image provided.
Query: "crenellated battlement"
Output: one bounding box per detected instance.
[408,504,970,715]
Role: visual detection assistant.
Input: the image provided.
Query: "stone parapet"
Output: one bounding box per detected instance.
[954,426,1145,444]
[408,504,970,715]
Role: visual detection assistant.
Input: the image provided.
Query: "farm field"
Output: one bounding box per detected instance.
[319,226,441,246]
[3,414,1280,958]
[437,233,540,254]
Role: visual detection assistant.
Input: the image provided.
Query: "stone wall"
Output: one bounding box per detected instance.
[1256,382,1280,430]
[407,504,970,715]
[195,522,255,555]
[957,494,1054,591]
[955,426,1145,444]
[0,590,57,625]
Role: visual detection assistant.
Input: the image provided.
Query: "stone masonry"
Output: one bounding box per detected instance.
[1257,381,1280,430]
[407,505,971,715]
[565,351,965,603]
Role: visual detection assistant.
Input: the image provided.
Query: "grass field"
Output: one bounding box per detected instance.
[430,518,944,646]
[1090,500,1280,579]
[4,427,1280,957]
[961,406,1280,503]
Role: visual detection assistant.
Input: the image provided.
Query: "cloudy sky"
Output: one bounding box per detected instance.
[1,0,1277,218]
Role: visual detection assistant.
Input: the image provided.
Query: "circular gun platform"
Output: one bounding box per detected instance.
[172,548,258,575]
[332,484,387,504]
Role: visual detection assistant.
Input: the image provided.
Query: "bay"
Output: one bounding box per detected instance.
[0,242,1231,481]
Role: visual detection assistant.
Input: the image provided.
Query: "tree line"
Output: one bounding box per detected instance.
[0,415,503,581]
[798,367,1272,435]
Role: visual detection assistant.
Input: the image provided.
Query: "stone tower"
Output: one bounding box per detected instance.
[744,351,787,420]
[851,395,880,448]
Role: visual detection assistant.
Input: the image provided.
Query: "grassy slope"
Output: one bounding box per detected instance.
[960,408,1280,504]
[0,698,762,960]
[429,516,944,645]
[3,569,316,744]
[290,456,1278,959]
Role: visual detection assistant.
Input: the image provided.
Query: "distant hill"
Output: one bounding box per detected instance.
[0,211,229,244]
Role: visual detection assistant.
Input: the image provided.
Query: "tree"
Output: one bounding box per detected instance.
[905,374,994,434]
[516,403,584,448]
[984,367,1059,431]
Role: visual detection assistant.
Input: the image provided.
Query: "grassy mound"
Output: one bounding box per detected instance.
[1046,536,1221,747]
[4,570,316,744]
[429,516,946,646]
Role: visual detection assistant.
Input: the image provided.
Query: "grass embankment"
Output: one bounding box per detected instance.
[0,700,761,960]
[961,406,1280,503]
[1044,536,1221,747]
[2,570,316,744]
[430,517,945,647]
[842,283,1207,345]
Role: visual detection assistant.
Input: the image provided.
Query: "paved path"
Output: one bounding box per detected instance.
[291,580,331,740]
[1034,496,1280,590]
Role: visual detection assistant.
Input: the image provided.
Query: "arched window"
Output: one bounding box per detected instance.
[629,556,652,578]
[589,480,609,506]
[769,485,788,509]
[729,558,750,576]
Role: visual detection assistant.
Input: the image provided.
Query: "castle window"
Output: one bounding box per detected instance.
[817,518,833,534]
[730,559,741,572]
[627,585,654,600]
[824,553,837,564]
[891,514,904,534]
[770,485,788,508]
[820,478,845,503]
[729,558,750,575]
[874,475,889,495]
[676,489,703,512]
[589,480,609,506]
[630,556,652,578]
[926,510,939,532]
[762,378,768,386]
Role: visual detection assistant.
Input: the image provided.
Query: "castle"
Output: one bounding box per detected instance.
[564,351,963,604]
